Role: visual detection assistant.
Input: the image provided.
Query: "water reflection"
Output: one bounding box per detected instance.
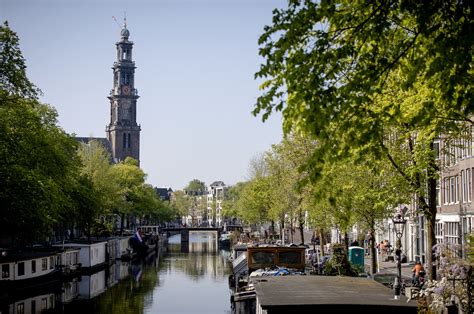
[0,232,232,313]
[149,233,231,313]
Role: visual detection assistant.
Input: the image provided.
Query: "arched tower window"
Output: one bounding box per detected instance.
[128,133,131,148]
[123,133,127,148]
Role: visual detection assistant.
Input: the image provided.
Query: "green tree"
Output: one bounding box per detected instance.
[77,140,121,214]
[184,179,206,195]
[255,0,473,279]
[236,176,273,225]
[171,190,191,225]
[0,21,39,99]
[109,157,146,234]
[222,182,248,219]
[0,91,80,245]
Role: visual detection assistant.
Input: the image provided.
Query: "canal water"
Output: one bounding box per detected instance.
[0,232,233,314]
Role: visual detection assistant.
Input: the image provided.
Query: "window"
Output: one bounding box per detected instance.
[128,133,131,148]
[123,133,126,148]
[436,180,440,206]
[451,144,456,165]
[17,303,24,314]
[466,169,472,202]
[433,139,440,160]
[462,170,466,203]
[444,178,449,204]
[42,258,47,271]
[50,256,54,269]
[18,262,24,276]
[450,177,456,203]
[435,222,443,243]
[41,297,47,310]
[456,176,460,203]
[2,264,9,278]
[444,222,460,245]
[31,300,36,313]
[444,141,450,166]
[31,260,36,273]
[471,125,474,156]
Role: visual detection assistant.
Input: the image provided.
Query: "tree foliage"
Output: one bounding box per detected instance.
[0,21,39,99]
[184,179,206,195]
[0,89,80,245]
[255,0,473,279]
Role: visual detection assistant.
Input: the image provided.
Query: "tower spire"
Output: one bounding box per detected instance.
[107,21,140,166]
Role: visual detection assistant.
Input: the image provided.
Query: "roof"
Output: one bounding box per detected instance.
[0,249,63,263]
[155,187,173,201]
[253,276,417,313]
[209,181,225,187]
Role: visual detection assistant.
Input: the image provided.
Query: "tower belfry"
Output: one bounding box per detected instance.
[106,20,141,165]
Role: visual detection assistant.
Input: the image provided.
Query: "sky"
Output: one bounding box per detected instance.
[1,0,286,190]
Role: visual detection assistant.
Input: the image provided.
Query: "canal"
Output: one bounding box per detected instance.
[0,232,233,314]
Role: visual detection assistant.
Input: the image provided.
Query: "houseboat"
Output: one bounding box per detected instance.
[229,245,306,314]
[115,237,132,260]
[57,241,108,271]
[0,250,61,289]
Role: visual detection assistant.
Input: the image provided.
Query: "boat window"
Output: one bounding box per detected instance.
[50,256,54,269]
[42,258,47,271]
[31,260,36,273]
[279,251,302,265]
[16,302,24,314]
[18,262,25,276]
[251,251,275,264]
[1,264,9,278]
[41,297,47,310]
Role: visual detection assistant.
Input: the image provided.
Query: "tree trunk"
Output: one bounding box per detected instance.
[369,229,377,275]
[270,220,275,240]
[120,213,125,236]
[280,217,285,244]
[319,228,326,255]
[299,218,305,245]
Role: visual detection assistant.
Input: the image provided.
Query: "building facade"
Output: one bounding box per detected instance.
[106,21,141,165]
[376,132,474,265]
[207,181,227,227]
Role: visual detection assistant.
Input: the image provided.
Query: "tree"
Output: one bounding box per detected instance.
[171,190,192,225]
[222,182,248,220]
[109,157,146,234]
[0,89,80,245]
[255,0,473,280]
[69,174,102,239]
[236,177,273,225]
[0,21,39,99]
[77,140,121,215]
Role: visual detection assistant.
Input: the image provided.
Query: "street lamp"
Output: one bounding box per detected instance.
[392,209,407,299]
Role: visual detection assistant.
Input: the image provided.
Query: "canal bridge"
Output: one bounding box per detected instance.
[161,227,222,252]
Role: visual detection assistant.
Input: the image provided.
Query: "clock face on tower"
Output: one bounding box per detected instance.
[122,85,130,95]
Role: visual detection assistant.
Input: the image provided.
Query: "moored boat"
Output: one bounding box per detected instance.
[228,244,306,314]
[219,233,231,247]
[0,250,61,289]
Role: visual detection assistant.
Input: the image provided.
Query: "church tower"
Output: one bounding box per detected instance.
[106,20,141,165]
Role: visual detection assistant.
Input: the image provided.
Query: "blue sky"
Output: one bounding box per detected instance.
[1,0,285,190]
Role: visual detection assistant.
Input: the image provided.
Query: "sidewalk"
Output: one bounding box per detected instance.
[365,253,414,281]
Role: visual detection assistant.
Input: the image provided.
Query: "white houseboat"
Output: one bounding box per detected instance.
[0,250,60,288]
[58,241,108,270]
